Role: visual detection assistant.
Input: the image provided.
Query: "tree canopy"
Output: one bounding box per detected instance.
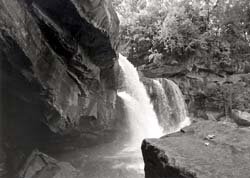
[112,0,250,73]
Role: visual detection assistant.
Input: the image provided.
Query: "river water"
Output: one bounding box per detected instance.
[56,140,145,178]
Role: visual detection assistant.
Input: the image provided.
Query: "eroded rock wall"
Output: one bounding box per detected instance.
[0,0,119,175]
[140,63,250,121]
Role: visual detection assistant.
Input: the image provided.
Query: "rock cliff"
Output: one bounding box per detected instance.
[0,0,119,176]
[139,63,250,122]
[142,121,250,178]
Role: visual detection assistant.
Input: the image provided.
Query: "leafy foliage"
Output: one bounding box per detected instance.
[112,0,250,72]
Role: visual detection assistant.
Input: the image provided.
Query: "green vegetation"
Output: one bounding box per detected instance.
[113,0,250,73]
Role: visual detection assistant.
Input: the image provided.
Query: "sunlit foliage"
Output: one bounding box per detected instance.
[112,0,250,72]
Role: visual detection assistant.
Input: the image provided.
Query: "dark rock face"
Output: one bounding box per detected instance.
[0,141,7,177]
[0,0,119,133]
[179,73,250,118]
[142,121,250,178]
[0,0,119,175]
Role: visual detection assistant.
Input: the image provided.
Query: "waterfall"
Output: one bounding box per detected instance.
[151,79,191,133]
[117,54,163,147]
[164,79,191,130]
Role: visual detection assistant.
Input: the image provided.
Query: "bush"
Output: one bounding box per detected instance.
[113,0,250,72]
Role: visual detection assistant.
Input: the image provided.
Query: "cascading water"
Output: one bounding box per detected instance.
[117,54,163,147]
[57,55,191,178]
[152,79,191,133]
[165,79,191,129]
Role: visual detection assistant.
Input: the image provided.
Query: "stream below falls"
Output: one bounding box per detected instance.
[55,140,145,178]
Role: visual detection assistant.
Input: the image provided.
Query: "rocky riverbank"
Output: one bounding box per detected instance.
[142,120,250,178]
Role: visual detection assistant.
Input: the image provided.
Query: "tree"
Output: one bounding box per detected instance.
[112,0,250,71]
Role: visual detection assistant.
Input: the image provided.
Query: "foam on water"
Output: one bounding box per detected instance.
[117,54,163,147]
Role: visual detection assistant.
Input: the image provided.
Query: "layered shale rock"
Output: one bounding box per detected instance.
[140,61,250,121]
[142,121,250,178]
[0,0,119,175]
[0,0,119,133]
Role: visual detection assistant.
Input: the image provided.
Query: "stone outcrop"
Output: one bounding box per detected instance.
[140,62,250,120]
[19,150,78,178]
[142,121,250,178]
[178,73,250,120]
[0,0,119,134]
[231,110,250,127]
[0,0,119,176]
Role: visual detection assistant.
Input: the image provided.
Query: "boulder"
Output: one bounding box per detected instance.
[142,121,250,178]
[231,110,250,127]
[18,150,78,178]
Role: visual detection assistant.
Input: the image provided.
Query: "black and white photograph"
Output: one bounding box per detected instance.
[0,0,250,177]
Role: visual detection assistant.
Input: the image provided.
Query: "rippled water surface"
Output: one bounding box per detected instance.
[56,140,145,178]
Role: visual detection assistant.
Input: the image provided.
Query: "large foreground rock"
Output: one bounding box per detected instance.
[142,121,250,178]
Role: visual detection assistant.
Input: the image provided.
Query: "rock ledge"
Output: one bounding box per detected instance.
[142,121,250,178]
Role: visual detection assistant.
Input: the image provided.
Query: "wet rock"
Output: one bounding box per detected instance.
[140,61,250,120]
[19,150,78,178]
[0,0,119,141]
[0,0,119,175]
[231,110,250,127]
[142,121,250,178]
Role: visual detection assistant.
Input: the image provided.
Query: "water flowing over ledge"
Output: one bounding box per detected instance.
[151,78,191,134]
[117,54,191,148]
[117,54,163,148]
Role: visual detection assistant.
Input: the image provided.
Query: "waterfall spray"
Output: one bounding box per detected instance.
[117,54,163,147]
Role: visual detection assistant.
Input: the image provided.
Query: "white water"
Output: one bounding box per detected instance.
[165,79,191,129]
[56,55,191,178]
[153,79,191,133]
[117,54,163,147]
